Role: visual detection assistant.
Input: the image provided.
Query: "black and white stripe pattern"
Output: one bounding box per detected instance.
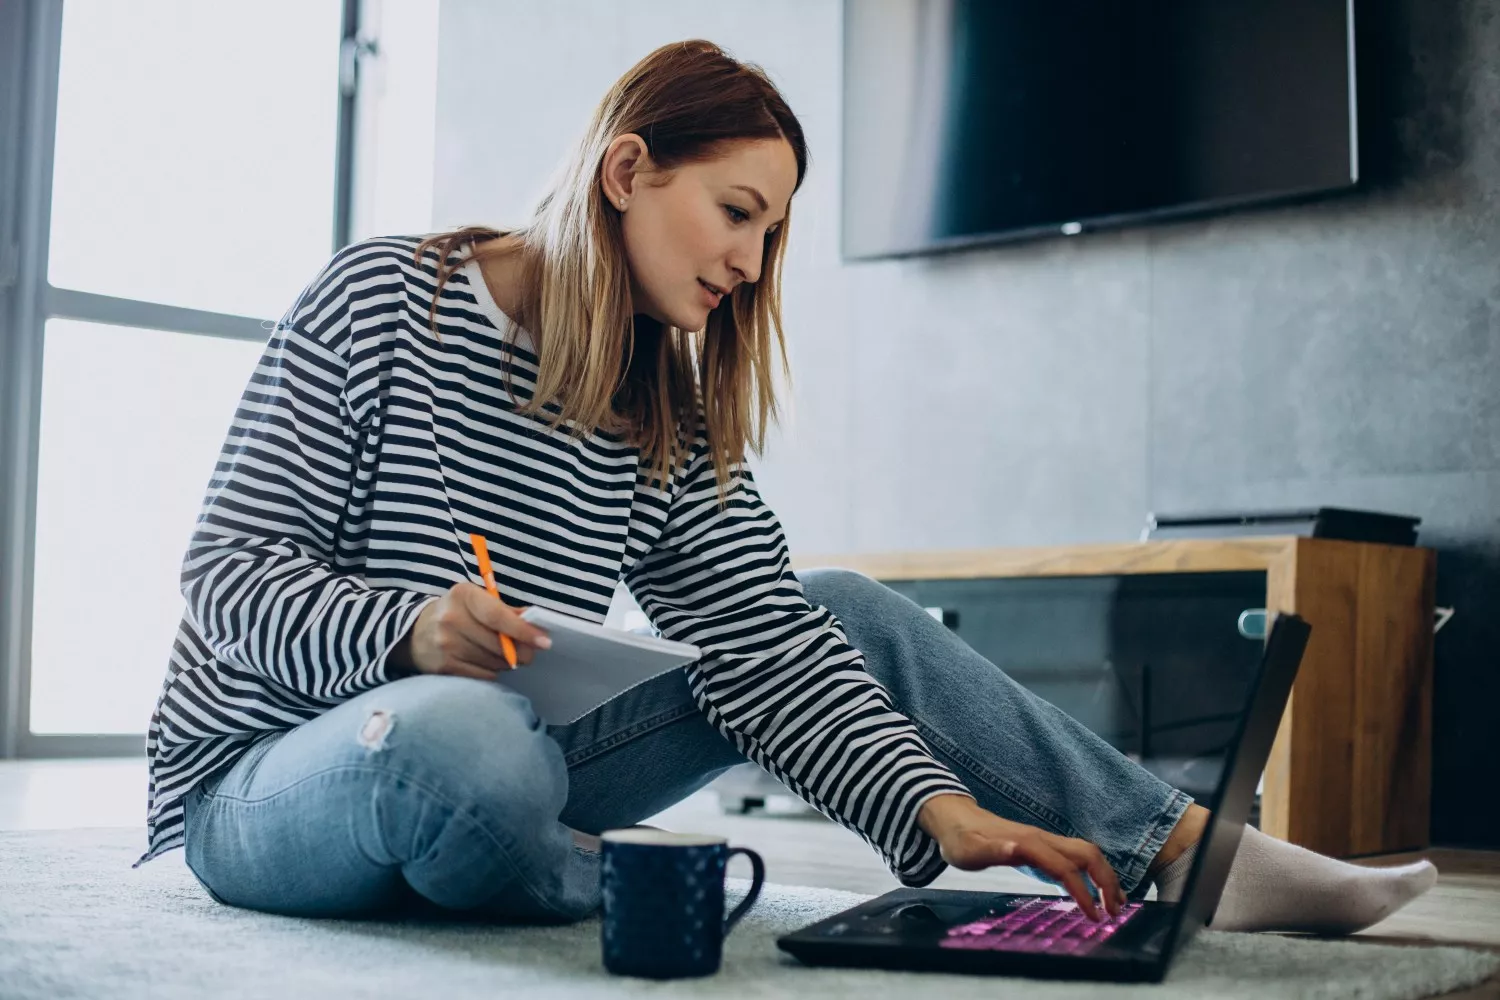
[137,236,972,884]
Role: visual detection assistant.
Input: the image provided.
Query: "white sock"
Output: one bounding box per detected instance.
[1153,823,1438,934]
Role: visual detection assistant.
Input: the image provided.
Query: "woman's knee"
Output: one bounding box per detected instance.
[799,567,888,618]
[800,567,915,645]
[351,675,568,826]
[799,567,943,694]
[182,678,570,917]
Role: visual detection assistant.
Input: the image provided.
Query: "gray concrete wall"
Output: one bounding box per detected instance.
[434,0,1500,847]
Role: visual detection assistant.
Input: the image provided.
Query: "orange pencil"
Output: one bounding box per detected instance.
[469,533,518,668]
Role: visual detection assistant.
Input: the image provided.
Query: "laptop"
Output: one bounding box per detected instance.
[777,612,1311,983]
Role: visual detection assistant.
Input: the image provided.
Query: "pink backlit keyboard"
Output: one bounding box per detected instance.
[939,898,1144,955]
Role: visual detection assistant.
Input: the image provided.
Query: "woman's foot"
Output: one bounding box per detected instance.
[1150,812,1438,934]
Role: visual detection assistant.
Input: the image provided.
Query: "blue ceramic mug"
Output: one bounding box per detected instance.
[599,829,766,979]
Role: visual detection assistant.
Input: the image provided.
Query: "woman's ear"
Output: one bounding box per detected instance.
[600,133,649,210]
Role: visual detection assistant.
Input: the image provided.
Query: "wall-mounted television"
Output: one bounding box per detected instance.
[842,0,1359,260]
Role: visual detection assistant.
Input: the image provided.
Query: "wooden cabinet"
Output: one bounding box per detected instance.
[792,537,1436,859]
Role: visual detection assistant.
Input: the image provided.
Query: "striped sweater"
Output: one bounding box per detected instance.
[136,235,973,883]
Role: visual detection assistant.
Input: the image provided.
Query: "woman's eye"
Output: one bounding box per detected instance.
[725,205,750,224]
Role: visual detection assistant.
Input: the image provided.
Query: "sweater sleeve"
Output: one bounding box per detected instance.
[179,245,437,702]
[623,442,975,886]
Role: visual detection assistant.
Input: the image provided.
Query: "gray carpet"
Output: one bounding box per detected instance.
[1,828,1495,999]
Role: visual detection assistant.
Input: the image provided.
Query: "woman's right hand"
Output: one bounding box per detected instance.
[918,794,1125,920]
[389,582,552,680]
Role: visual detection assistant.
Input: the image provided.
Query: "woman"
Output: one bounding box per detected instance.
[138,40,1435,932]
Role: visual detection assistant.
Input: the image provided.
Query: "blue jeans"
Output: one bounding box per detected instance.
[181,568,1192,920]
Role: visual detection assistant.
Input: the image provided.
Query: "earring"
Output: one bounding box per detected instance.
[619,198,627,209]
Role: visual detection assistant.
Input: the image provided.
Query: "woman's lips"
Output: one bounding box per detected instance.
[698,279,723,307]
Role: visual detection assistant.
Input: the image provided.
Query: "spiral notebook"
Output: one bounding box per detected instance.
[494,607,702,724]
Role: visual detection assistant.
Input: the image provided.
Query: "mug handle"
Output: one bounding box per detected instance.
[722,846,766,938]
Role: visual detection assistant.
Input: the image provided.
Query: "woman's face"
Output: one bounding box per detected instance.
[603,136,797,332]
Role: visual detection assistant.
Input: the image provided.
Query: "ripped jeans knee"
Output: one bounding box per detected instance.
[357,709,395,752]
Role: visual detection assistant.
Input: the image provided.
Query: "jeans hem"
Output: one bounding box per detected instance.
[1120,786,1194,898]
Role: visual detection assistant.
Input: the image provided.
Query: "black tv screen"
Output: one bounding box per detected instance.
[842,0,1359,259]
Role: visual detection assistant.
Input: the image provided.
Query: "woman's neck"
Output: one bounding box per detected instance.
[475,234,529,322]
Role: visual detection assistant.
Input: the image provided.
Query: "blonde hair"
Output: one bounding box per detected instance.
[416,39,808,501]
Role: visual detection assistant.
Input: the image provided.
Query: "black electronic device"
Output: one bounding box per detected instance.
[843,1,1359,259]
[776,614,1311,982]
[1144,508,1420,546]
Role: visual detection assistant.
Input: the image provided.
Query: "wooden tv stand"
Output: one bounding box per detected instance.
[792,537,1435,859]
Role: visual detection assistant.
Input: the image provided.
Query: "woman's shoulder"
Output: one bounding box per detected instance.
[316,234,453,290]
[284,235,457,335]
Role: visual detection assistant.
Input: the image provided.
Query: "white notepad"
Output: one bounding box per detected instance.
[494,606,702,724]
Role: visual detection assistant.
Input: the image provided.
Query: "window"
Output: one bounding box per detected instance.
[1,0,438,754]
[29,321,263,733]
[47,1,344,319]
